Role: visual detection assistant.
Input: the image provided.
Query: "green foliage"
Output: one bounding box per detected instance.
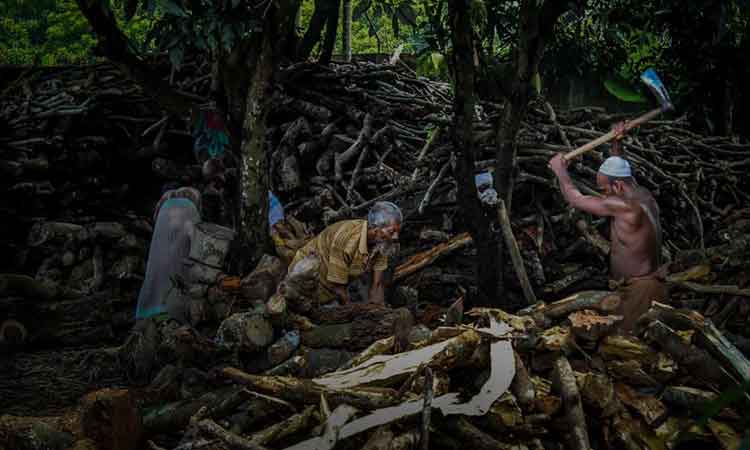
[0,0,152,65]
[415,50,449,80]
[603,75,649,103]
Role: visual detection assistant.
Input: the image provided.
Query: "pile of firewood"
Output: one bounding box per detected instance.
[263,62,750,257]
[2,61,750,450]
[2,295,748,450]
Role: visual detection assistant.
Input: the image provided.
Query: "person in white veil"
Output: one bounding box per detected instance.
[135,186,202,321]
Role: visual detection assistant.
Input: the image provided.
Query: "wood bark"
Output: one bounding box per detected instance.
[448,0,497,306]
[493,0,579,302]
[319,0,341,64]
[342,0,353,62]
[552,356,591,450]
[641,320,737,389]
[637,302,750,384]
[222,366,400,410]
[498,198,536,305]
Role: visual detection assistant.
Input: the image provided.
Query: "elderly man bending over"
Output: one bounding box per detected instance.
[289,201,402,306]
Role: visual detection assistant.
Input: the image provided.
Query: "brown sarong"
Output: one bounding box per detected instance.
[614,271,668,334]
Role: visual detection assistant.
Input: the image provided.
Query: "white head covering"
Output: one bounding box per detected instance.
[598,156,632,178]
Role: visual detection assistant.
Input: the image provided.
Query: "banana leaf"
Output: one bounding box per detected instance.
[604,76,649,103]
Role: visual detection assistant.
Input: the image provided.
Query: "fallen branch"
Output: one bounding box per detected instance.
[418,152,454,215]
[394,233,473,282]
[420,367,434,450]
[498,199,537,305]
[335,113,373,182]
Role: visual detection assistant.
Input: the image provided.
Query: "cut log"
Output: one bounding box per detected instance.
[302,306,411,351]
[184,258,222,285]
[189,222,236,269]
[599,335,654,362]
[638,302,750,384]
[215,313,274,353]
[525,291,621,327]
[579,372,622,417]
[443,417,521,450]
[509,352,536,411]
[197,418,270,450]
[248,405,317,447]
[27,221,82,247]
[0,274,63,300]
[312,329,481,390]
[0,414,76,450]
[342,336,394,370]
[394,233,472,282]
[613,383,667,427]
[222,367,400,410]
[142,386,248,434]
[551,356,591,450]
[568,310,622,342]
[78,388,142,450]
[279,319,515,449]
[661,386,717,411]
[641,320,737,389]
[536,326,574,354]
[605,360,659,388]
[241,254,285,305]
[706,419,742,450]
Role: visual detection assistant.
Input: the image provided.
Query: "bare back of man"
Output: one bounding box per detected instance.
[609,186,661,280]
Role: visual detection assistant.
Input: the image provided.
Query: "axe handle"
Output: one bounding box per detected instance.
[563,107,664,161]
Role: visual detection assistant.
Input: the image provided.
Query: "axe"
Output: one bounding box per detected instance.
[563,69,674,161]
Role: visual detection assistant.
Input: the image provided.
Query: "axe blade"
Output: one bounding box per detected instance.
[641,68,674,111]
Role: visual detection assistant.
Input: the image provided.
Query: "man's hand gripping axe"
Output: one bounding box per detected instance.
[563,69,674,161]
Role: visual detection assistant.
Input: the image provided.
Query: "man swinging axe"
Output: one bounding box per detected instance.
[548,69,674,334]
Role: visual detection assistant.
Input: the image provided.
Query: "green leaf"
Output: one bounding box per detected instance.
[159,0,187,17]
[430,51,444,71]
[352,0,371,20]
[392,15,400,38]
[603,76,648,103]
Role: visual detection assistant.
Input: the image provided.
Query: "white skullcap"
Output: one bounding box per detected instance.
[598,156,632,178]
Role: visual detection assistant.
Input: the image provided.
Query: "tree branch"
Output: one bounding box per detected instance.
[74,0,196,113]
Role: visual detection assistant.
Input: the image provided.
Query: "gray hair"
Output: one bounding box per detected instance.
[367,201,403,229]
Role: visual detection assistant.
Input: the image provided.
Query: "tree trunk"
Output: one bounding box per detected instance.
[448,0,496,306]
[342,0,353,62]
[298,0,332,60]
[493,0,576,303]
[320,0,341,64]
[236,0,300,265]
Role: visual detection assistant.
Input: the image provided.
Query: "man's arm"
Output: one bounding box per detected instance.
[550,154,626,218]
[556,169,613,216]
[331,284,351,304]
[369,270,385,304]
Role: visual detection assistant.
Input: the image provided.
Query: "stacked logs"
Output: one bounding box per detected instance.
[2,296,748,450]
[2,61,750,449]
